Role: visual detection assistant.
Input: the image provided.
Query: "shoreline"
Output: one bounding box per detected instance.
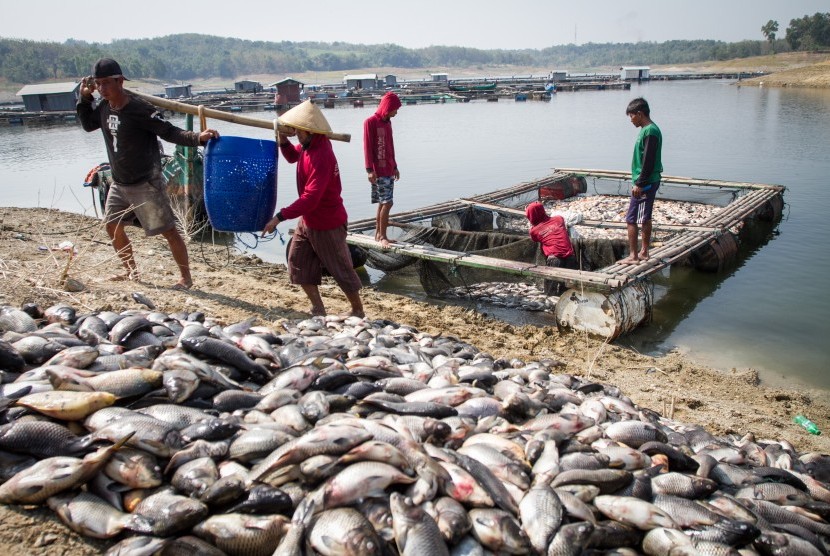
[1,53,829,104]
[1,205,829,554]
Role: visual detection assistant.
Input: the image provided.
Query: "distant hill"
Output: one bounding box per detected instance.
[0,33,785,85]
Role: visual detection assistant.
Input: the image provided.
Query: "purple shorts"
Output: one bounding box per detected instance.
[625,182,659,225]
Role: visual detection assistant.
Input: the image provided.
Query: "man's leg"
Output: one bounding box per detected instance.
[343,290,365,318]
[301,284,326,316]
[639,220,652,260]
[620,223,640,265]
[161,228,193,289]
[106,221,138,280]
[378,202,393,248]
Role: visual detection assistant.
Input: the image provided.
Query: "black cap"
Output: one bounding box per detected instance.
[92,58,129,80]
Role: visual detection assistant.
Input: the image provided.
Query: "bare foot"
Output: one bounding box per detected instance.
[618,256,640,266]
[379,237,391,249]
[171,280,193,291]
[638,251,650,261]
[108,271,139,282]
[349,310,366,318]
[310,307,326,317]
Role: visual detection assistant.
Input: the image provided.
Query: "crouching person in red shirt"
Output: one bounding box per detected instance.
[526,201,578,296]
[263,101,364,318]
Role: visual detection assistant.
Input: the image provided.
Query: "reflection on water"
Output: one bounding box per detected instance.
[1,80,829,391]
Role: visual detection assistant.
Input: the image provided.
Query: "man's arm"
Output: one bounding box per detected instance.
[279,150,332,220]
[363,117,377,183]
[76,77,100,132]
[635,134,659,187]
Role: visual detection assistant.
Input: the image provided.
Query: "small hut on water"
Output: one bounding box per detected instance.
[271,78,304,108]
[16,82,80,111]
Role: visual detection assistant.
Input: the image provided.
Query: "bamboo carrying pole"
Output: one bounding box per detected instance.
[128,89,351,143]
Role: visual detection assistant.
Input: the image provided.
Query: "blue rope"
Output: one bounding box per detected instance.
[235,228,286,250]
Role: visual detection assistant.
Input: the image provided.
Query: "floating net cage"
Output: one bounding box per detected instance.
[357,171,784,309]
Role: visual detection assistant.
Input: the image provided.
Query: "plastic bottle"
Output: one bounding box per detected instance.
[794,415,821,435]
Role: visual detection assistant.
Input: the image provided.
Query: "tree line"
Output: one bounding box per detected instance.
[0,13,827,85]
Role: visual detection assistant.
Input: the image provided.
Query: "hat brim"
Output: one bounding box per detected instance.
[277,100,333,136]
[278,122,330,135]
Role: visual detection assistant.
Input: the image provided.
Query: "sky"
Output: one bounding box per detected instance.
[2,0,827,50]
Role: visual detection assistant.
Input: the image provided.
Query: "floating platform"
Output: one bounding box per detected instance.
[346,170,785,339]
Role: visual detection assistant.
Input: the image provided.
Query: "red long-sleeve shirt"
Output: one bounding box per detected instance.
[363,93,401,177]
[526,202,574,259]
[278,134,347,230]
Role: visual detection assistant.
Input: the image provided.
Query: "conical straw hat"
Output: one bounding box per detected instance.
[278,100,332,135]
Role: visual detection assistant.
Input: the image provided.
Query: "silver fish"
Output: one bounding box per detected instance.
[172,456,219,498]
[104,447,162,489]
[131,292,156,310]
[520,483,563,554]
[468,508,530,554]
[127,488,209,537]
[594,495,678,530]
[308,507,383,555]
[47,491,132,539]
[192,513,288,556]
[390,492,449,556]
[431,496,472,545]
[0,432,133,504]
[546,521,595,556]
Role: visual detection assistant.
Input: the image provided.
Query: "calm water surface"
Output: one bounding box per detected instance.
[1,80,828,391]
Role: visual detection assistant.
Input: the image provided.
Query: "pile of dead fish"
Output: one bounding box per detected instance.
[1,301,830,556]
[441,282,555,312]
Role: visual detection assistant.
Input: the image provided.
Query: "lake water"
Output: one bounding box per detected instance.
[1,80,829,392]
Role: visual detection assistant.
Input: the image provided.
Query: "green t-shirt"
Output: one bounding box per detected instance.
[631,122,662,186]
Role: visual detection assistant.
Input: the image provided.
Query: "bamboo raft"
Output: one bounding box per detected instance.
[346,169,785,339]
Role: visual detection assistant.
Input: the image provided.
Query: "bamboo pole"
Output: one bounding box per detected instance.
[127,89,351,143]
[554,168,784,191]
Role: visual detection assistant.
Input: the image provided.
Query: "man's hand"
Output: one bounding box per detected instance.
[81,76,96,100]
[632,185,645,199]
[278,128,296,144]
[198,129,220,144]
[262,214,280,236]
[367,170,377,185]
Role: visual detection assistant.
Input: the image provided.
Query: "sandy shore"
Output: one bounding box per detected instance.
[1,206,829,553]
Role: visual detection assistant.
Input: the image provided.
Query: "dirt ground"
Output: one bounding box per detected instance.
[0,206,828,553]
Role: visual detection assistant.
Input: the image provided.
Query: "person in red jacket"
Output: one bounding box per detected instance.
[364,91,402,248]
[263,101,364,318]
[526,201,578,296]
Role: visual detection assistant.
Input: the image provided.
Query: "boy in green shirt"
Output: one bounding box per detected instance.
[620,97,662,265]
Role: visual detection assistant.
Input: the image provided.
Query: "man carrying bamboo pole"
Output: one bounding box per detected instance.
[77,58,220,290]
[620,97,662,265]
[263,101,364,318]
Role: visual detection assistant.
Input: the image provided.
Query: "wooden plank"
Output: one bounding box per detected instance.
[346,233,627,289]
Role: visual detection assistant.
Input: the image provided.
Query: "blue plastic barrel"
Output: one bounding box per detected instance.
[203,136,278,232]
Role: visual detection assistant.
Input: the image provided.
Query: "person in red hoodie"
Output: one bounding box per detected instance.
[263,101,364,318]
[364,91,402,248]
[526,201,578,296]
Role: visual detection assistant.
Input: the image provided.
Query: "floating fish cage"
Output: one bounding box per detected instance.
[346,169,785,339]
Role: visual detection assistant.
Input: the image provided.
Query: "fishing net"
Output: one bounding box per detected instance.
[416,232,538,297]
[161,145,208,227]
